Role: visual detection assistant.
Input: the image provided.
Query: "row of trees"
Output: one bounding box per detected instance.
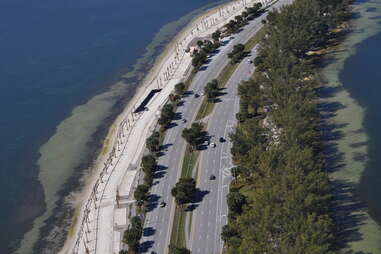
[133,153,157,207]
[134,81,185,209]
[223,0,351,253]
[191,2,264,71]
[122,216,143,253]
[191,40,220,70]
[223,3,263,34]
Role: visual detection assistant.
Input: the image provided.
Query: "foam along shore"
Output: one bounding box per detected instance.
[60,0,272,253]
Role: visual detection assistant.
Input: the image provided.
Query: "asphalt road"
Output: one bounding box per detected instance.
[189,1,294,253]
[140,1,292,253]
[189,45,257,254]
[189,2,295,253]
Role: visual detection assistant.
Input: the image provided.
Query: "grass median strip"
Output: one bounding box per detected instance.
[182,145,199,178]
[169,27,264,249]
[170,206,187,248]
[195,27,264,121]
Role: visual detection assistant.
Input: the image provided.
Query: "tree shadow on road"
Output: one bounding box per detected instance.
[143,227,156,237]
[139,240,154,253]
[193,188,210,203]
[145,194,161,212]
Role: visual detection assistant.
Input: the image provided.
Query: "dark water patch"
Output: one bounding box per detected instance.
[339,28,381,237]
[366,7,378,11]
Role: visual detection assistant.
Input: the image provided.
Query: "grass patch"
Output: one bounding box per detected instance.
[169,146,199,248]
[170,206,187,247]
[195,99,215,121]
[244,27,265,51]
[181,145,200,178]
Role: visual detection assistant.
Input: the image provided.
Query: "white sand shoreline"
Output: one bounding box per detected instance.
[59,1,267,253]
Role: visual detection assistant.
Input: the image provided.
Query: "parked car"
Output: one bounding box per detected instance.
[210,142,216,148]
[160,201,166,208]
[210,174,216,180]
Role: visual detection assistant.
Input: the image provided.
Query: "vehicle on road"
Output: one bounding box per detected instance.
[230,36,235,40]
[248,59,253,64]
[200,92,205,96]
[210,174,216,180]
[194,93,200,98]
[210,142,216,148]
[160,201,166,208]
[182,119,187,123]
[219,137,225,142]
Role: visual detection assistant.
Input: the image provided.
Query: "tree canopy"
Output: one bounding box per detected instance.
[223,0,350,253]
[171,177,196,205]
[123,216,143,253]
[182,122,204,150]
[204,79,219,102]
[159,104,175,128]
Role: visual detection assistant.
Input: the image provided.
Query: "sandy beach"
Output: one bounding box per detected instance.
[57,1,267,253]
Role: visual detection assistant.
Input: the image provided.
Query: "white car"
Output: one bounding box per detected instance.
[210,142,216,148]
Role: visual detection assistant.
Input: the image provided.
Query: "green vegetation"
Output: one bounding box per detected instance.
[170,206,187,248]
[223,0,351,253]
[170,177,197,248]
[168,2,268,250]
[133,184,150,205]
[175,82,186,96]
[171,177,197,206]
[223,3,263,35]
[204,79,220,102]
[158,104,175,128]
[212,30,221,42]
[146,131,160,153]
[228,44,246,64]
[181,145,199,178]
[181,122,204,150]
[169,245,191,254]
[122,216,143,253]
[195,27,265,122]
[191,40,220,71]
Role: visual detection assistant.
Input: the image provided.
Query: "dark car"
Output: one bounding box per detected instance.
[219,137,225,142]
[194,93,200,98]
[210,174,216,180]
